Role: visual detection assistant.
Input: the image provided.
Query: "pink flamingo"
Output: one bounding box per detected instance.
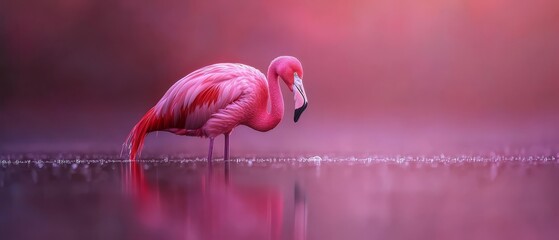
[126,56,308,163]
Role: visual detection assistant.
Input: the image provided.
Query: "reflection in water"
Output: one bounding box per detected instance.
[293,184,307,240]
[123,161,307,240]
[1,154,558,240]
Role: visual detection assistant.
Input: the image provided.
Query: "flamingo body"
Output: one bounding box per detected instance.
[155,63,267,137]
[127,56,308,161]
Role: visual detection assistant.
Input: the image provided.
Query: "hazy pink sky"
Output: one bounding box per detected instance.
[1,0,558,154]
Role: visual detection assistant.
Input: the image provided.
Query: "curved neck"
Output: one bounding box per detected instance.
[251,67,284,132]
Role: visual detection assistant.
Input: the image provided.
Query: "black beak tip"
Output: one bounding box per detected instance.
[294,102,308,122]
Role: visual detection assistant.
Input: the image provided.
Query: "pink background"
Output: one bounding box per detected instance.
[1,0,558,155]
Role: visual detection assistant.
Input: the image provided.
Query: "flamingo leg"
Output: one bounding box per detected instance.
[224,132,230,180]
[207,137,215,167]
[224,132,230,161]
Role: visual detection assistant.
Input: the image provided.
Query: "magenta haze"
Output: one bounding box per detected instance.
[1,1,559,154]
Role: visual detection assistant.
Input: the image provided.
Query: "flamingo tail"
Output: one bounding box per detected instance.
[125,107,158,161]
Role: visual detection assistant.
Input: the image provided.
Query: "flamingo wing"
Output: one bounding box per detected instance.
[153,63,265,137]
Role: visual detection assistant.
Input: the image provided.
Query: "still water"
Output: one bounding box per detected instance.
[1,154,558,240]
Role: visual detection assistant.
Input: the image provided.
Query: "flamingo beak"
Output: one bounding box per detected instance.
[293,73,308,122]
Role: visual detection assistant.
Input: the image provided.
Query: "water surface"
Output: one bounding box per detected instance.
[1,154,558,240]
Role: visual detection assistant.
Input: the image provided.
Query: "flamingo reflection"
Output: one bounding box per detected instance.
[122,162,307,240]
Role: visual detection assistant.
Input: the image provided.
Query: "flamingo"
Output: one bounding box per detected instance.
[126,56,308,163]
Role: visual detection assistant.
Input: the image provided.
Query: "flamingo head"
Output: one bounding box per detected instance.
[276,56,308,122]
